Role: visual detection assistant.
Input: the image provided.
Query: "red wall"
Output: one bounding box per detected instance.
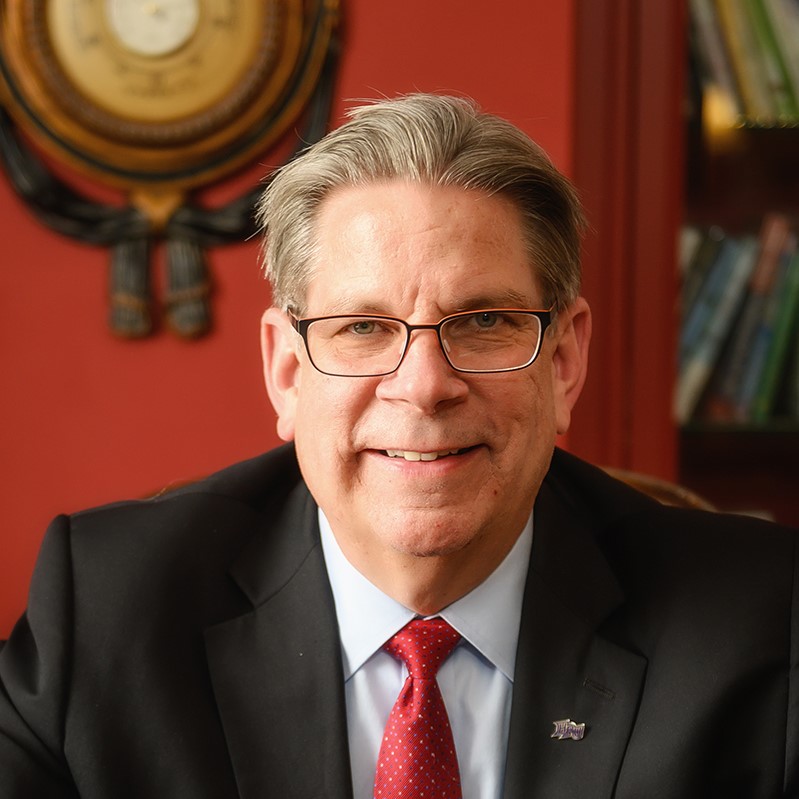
[0,0,576,637]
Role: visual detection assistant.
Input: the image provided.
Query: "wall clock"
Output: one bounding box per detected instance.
[0,0,340,337]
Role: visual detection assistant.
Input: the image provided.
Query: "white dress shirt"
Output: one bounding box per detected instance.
[319,510,533,799]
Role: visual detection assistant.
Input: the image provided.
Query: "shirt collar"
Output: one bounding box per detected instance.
[319,509,533,682]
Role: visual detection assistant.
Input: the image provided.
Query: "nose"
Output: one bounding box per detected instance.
[375,328,468,413]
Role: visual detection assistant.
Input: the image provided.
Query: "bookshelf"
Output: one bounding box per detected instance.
[568,0,798,528]
[679,0,799,525]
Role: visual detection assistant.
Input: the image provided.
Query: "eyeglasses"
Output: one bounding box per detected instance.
[290,308,553,377]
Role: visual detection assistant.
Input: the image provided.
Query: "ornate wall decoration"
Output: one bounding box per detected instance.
[0,0,340,337]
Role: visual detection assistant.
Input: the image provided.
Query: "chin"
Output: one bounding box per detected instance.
[383,512,481,559]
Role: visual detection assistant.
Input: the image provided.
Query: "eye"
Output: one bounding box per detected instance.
[349,319,376,335]
[474,312,500,328]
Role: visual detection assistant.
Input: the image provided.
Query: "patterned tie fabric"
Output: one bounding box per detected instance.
[374,618,462,799]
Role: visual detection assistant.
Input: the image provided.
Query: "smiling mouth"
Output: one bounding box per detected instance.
[383,447,474,462]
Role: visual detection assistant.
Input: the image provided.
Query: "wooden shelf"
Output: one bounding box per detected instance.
[685,122,799,232]
[679,427,799,526]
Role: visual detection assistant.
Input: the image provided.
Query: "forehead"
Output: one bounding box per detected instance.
[306,181,540,315]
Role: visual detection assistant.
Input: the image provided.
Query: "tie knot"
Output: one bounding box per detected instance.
[384,618,461,680]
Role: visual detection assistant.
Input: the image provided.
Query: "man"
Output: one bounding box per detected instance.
[0,94,797,798]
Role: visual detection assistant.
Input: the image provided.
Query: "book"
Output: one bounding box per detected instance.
[689,0,746,123]
[751,244,799,421]
[715,0,779,123]
[680,235,743,363]
[676,236,760,423]
[682,226,726,319]
[736,234,797,418]
[761,0,799,121]
[745,0,799,121]
[705,213,791,418]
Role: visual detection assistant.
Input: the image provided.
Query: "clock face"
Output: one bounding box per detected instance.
[42,0,287,137]
[0,0,336,185]
[106,0,202,58]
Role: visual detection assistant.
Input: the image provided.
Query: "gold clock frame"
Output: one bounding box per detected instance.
[1,0,338,190]
[0,0,340,337]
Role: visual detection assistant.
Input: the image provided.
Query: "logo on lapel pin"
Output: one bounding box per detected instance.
[551,719,586,741]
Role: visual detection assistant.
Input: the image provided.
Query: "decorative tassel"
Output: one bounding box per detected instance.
[165,235,211,338]
[109,237,152,338]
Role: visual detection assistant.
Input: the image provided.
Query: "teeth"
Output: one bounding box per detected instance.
[385,449,461,461]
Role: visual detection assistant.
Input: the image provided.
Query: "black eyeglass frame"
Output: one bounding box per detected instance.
[289,307,554,377]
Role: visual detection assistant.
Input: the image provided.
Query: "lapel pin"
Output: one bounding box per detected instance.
[551,718,586,741]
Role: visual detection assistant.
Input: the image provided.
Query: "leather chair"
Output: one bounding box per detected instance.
[603,467,716,511]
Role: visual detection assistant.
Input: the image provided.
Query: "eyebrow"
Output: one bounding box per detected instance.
[451,290,539,312]
[314,289,540,317]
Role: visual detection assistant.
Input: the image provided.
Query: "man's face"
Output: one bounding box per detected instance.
[262,180,589,606]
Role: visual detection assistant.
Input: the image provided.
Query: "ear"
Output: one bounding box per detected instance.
[260,307,302,442]
[550,297,592,436]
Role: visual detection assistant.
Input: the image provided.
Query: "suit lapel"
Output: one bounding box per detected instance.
[503,478,648,799]
[204,482,352,799]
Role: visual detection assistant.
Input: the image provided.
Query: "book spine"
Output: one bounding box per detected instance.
[676,237,760,423]
[680,237,741,363]
[751,243,799,421]
[689,0,746,121]
[715,0,779,123]
[682,226,726,316]
[736,242,795,417]
[745,0,799,120]
[713,213,791,412]
[761,0,799,118]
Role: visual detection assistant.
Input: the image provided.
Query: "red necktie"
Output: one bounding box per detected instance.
[373,618,462,799]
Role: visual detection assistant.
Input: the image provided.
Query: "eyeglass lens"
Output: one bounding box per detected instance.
[304,311,543,376]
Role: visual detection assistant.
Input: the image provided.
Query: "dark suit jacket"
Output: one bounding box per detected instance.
[0,444,797,798]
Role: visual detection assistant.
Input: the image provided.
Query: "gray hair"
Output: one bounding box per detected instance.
[256,93,585,314]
